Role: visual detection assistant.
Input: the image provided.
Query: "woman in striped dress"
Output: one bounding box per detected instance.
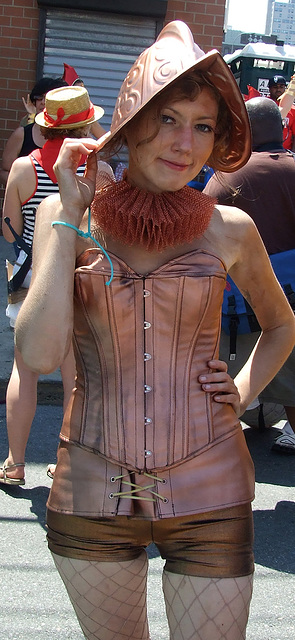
[0,86,104,486]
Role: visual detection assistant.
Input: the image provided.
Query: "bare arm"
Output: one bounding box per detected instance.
[0,127,25,185]
[15,137,100,373]
[1,157,37,242]
[90,120,106,139]
[223,211,295,413]
[278,75,295,119]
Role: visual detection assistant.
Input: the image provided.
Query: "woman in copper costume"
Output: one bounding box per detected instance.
[16,21,295,640]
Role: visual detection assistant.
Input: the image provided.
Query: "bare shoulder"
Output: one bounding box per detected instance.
[9,154,33,174]
[5,126,25,146]
[212,203,259,245]
[2,127,25,154]
[213,203,254,228]
[12,126,25,141]
[201,205,263,271]
[5,156,34,190]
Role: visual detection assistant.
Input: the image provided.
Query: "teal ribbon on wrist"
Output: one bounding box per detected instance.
[51,207,114,285]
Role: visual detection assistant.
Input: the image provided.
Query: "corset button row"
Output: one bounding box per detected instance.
[143,286,152,457]
[143,317,152,392]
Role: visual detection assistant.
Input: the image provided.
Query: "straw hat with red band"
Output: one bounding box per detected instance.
[35,86,104,130]
[97,20,251,173]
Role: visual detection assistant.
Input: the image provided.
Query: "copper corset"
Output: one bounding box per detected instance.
[60,248,240,472]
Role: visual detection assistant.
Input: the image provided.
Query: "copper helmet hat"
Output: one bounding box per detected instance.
[98,21,251,172]
[35,85,104,130]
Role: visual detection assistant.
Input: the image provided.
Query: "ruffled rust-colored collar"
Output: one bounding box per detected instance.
[91,175,216,252]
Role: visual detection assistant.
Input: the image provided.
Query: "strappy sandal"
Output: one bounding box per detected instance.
[0,462,25,486]
[46,464,56,480]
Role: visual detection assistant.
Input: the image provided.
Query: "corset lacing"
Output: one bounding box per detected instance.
[109,472,168,503]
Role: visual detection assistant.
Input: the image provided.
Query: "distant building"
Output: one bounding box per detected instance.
[223,29,281,57]
[266,0,275,35]
[269,0,295,45]
[222,29,243,56]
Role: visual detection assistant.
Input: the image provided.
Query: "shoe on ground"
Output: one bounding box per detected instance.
[271,431,295,454]
[282,421,294,435]
[0,462,25,486]
[47,464,56,480]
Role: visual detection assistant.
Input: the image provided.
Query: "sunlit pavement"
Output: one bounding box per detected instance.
[0,403,294,640]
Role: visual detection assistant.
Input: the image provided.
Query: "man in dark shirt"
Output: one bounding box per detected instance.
[204,97,295,453]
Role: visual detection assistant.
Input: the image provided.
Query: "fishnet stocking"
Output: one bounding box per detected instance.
[52,552,150,640]
[162,571,253,640]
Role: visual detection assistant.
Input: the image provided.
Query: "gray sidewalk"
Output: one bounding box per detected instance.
[0,235,63,405]
[0,404,294,639]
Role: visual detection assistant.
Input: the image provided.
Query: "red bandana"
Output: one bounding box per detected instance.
[91,178,217,251]
[31,139,86,183]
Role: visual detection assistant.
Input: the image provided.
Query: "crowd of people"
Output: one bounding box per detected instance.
[0,19,295,640]
[204,95,295,453]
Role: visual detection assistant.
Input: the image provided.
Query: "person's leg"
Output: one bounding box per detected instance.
[157,505,254,640]
[162,571,253,640]
[52,552,150,640]
[284,406,295,431]
[0,345,39,483]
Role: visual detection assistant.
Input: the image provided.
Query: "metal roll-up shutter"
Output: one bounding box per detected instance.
[42,10,158,164]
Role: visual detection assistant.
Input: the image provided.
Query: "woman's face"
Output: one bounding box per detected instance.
[125,86,218,193]
[34,94,46,114]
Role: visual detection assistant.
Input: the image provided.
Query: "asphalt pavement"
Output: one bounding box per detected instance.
[0,236,294,639]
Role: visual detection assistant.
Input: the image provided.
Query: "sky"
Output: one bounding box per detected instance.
[227,0,269,33]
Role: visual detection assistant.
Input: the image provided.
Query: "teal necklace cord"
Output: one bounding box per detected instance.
[51,207,114,285]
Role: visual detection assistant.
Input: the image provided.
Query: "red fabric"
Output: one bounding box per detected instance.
[31,139,86,183]
[62,63,80,85]
[243,85,261,101]
[282,105,295,150]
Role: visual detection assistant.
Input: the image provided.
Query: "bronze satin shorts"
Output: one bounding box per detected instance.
[47,503,254,578]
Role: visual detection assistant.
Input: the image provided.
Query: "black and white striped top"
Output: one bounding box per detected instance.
[21,156,85,247]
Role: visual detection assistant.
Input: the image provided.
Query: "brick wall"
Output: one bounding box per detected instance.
[0,0,226,207]
[165,0,226,51]
[0,0,40,205]
[0,0,39,129]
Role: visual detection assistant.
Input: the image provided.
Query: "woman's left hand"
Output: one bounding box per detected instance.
[199,359,241,416]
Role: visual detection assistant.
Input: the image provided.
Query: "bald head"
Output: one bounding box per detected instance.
[245,97,284,150]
